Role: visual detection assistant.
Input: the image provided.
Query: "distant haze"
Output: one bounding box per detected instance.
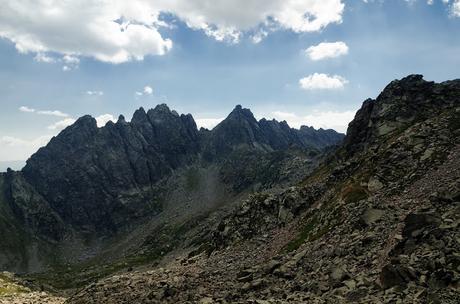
[0,160,26,172]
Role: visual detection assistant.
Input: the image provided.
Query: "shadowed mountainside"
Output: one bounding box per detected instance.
[0,104,343,278]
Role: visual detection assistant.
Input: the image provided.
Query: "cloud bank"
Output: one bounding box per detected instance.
[0,0,345,63]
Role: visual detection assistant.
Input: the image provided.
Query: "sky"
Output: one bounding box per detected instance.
[0,0,459,165]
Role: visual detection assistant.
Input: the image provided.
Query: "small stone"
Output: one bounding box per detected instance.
[361,208,385,226]
[199,297,214,304]
[368,177,384,192]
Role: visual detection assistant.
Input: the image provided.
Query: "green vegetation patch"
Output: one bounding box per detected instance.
[341,183,368,204]
[283,215,319,252]
[0,274,29,296]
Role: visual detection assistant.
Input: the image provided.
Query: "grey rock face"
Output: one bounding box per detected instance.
[17,103,341,235]
[344,74,460,155]
[21,104,201,233]
[205,105,344,158]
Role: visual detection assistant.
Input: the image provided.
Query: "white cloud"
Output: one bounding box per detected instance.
[305,41,349,61]
[299,73,349,90]
[33,52,79,70]
[47,118,76,130]
[62,54,80,64]
[19,106,70,117]
[95,114,115,127]
[195,118,225,130]
[453,0,460,16]
[271,110,356,133]
[37,110,70,117]
[0,0,344,63]
[34,53,56,63]
[19,106,35,113]
[143,86,153,95]
[86,90,104,96]
[0,135,53,161]
[136,85,154,96]
[251,30,268,44]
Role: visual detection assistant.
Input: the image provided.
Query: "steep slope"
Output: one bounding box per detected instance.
[22,105,200,234]
[67,75,460,303]
[0,104,342,279]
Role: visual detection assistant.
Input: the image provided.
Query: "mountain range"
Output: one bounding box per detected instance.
[0,102,343,274]
[0,74,459,303]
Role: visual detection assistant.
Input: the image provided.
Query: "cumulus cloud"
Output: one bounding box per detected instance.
[143,86,153,95]
[95,114,115,127]
[305,41,349,61]
[271,110,356,133]
[136,85,154,96]
[195,117,225,130]
[34,53,56,63]
[19,106,35,113]
[299,73,349,90]
[47,118,76,130]
[0,0,344,63]
[453,0,460,16]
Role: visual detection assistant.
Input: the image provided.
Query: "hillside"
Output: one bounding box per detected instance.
[66,75,460,303]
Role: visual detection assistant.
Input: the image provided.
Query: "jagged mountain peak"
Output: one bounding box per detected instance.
[73,114,97,129]
[152,103,171,113]
[131,107,148,125]
[117,114,126,123]
[344,75,460,155]
[227,104,256,120]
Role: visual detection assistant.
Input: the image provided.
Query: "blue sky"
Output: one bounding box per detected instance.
[0,0,459,163]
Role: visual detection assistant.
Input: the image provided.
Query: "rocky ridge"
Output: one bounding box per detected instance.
[66,75,460,303]
[0,104,343,278]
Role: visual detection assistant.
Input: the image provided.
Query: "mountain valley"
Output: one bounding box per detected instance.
[0,75,459,303]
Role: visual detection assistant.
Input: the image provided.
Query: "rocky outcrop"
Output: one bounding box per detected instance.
[344,74,460,155]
